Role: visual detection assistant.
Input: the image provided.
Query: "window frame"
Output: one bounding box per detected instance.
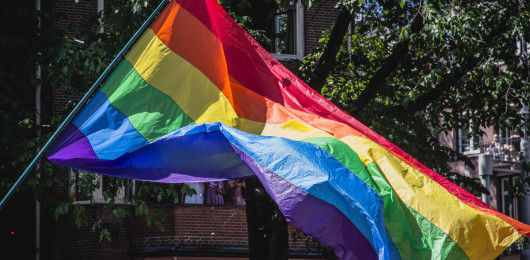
[458,128,480,154]
[270,1,304,60]
[498,174,520,219]
[70,170,134,204]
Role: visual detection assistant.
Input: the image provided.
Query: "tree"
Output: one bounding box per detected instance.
[239,0,527,256]
[0,0,184,247]
[302,0,530,194]
[3,0,530,259]
[1,1,294,258]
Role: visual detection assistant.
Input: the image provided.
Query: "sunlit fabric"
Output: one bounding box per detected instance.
[47,0,530,259]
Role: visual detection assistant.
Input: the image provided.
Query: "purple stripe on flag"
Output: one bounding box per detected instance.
[47,124,98,161]
[47,124,256,183]
[230,143,378,260]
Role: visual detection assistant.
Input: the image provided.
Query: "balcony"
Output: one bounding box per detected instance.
[477,137,522,162]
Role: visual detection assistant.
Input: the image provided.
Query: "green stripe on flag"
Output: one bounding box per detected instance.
[302,137,468,260]
[100,60,196,142]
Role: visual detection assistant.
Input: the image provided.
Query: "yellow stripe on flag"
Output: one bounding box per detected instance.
[125,29,238,125]
[340,135,521,258]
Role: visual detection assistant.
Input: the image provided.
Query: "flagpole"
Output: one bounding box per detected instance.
[0,0,169,211]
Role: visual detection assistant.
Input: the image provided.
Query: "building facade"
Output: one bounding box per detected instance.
[0,0,341,259]
[6,0,526,259]
[441,123,528,258]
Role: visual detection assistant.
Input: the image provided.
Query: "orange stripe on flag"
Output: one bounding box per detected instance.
[150,1,234,106]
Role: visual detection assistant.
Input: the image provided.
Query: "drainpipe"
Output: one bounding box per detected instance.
[521,104,530,260]
[35,0,41,260]
[520,29,530,260]
[478,154,492,204]
[35,67,41,260]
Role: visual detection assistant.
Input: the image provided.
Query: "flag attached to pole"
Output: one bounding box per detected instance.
[47,0,530,259]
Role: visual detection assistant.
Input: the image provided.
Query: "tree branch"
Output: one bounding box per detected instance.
[308,9,353,93]
[396,23,509,114]
[351,13,424,114]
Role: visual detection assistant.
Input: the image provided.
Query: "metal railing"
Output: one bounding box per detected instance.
[477,137,522,162]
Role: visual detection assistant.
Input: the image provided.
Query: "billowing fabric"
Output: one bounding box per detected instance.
[47,0,530,259]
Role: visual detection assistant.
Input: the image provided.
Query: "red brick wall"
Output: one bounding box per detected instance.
[43,0,99,37]
[42,0,98,118]
[174,206,248,246]
[133,204,310,251]
[288,224,310,249]
[46,203,317,259]
[42,2,102,258]
[49,205,132,260]
[51,85,83,117]
[304,0,341,54]
[134,205,249,248]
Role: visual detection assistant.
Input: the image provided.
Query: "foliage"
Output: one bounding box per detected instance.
[3,0,530,256]
[0,0,45,196]
[0,0,292,245]
[0,0,186,242]
[48,0,160,91]
[47,0,185,241]
[291,229,337,260]
[301,0,530,196]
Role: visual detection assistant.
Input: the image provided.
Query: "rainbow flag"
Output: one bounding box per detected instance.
[47,0,530,259]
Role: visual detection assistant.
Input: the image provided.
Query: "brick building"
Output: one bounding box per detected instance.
[1,0,343,259]
[4,0,527,259]
[440,125,528,258]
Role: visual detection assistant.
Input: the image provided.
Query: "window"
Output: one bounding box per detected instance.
[102,175,118,197]
[498,176,523,255]
[499,175,520,219]
[497,175,524,256]
[272,7,295,54]
[74,171,92,201]
[98,0,104,33]
[458,128,480,154]
[269,1,304,60]
[71,170,134,204]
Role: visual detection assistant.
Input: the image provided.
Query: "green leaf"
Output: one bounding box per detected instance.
[99,228,111,242]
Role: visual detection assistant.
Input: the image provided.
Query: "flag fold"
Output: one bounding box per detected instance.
[47,0,530,259]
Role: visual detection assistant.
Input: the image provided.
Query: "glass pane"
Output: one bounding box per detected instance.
[501,178,515,217]
[273,8,296,54]
[75,171,92,201]
[102,175,117,196]
[503,194,512,217]
[460,129,470,152]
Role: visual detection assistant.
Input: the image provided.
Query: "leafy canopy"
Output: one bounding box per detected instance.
[2,0,530,249]
[301,0,530,194]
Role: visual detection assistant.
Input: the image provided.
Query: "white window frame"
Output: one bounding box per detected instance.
[98,0,104,33]
[458,128,480,154]
[499,175,519,219]
[270,1,304,60]
[69,1,135,205]
[70,170,134,204]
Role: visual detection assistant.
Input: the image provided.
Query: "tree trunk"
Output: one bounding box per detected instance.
[352,14,424,114]
[308,10,354,93]
[244,177,289,260]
